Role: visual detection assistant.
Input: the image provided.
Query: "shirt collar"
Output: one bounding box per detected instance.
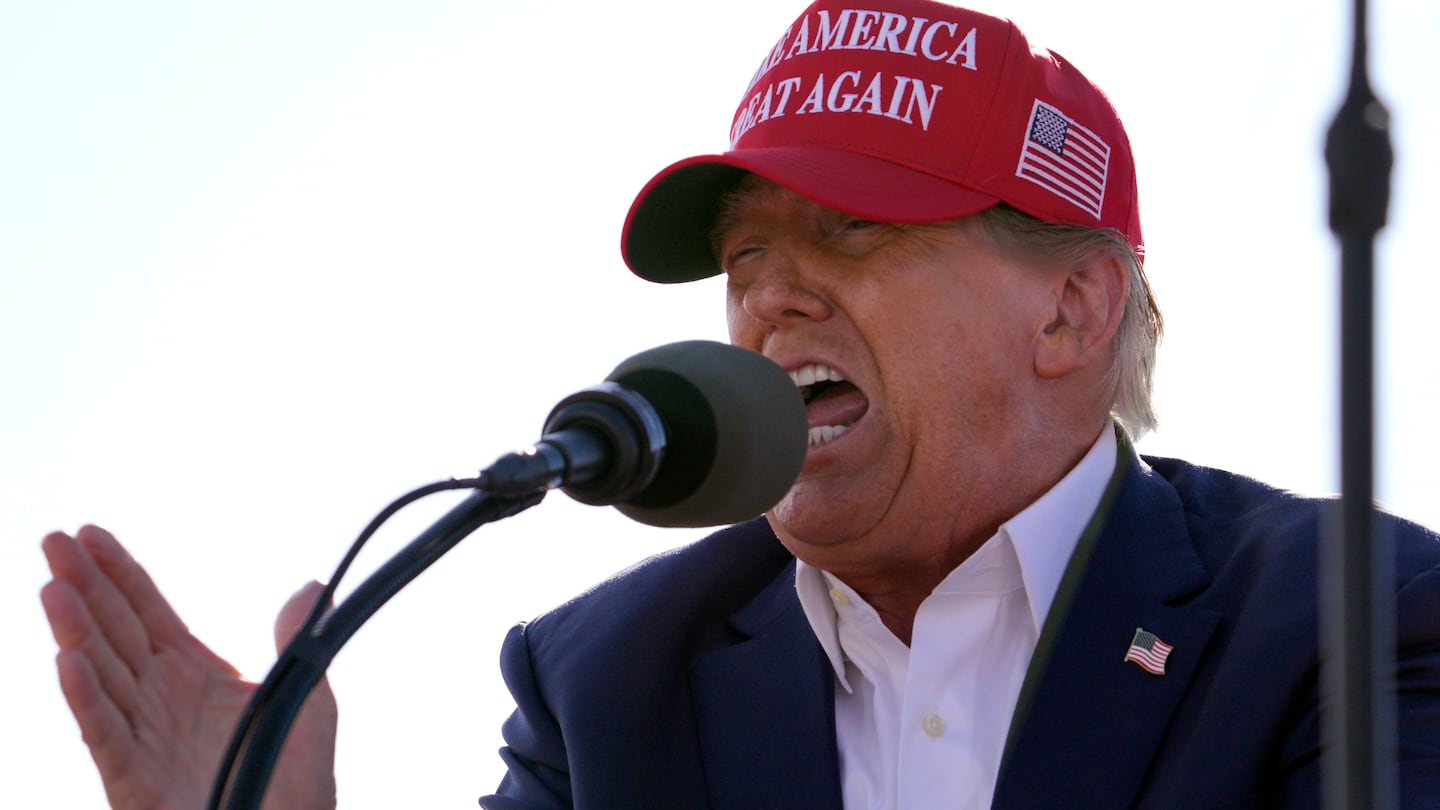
[1004,423,1117,636]
[795,424,1121,685]
[796,555,854,690]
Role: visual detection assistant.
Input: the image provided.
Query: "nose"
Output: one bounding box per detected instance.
[734,247,834,332]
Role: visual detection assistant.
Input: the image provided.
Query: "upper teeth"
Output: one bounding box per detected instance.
[789,363,846,389]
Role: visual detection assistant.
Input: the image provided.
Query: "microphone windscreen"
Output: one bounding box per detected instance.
[603,341,806,528]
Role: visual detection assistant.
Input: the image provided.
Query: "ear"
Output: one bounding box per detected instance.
[1034,250,1129,380]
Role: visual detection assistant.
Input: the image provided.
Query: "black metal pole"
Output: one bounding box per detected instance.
[1321,0,1395,807]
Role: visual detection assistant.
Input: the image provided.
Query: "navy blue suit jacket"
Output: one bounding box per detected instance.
[480,452,1440,809]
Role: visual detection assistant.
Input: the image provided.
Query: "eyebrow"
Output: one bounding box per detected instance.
[708,184,764,258]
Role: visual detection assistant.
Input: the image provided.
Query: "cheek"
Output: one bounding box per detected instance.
[870,289,1031,409]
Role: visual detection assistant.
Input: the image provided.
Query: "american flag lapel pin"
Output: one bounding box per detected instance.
[1123,627,1174,675]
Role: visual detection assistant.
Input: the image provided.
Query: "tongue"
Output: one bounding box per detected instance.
[806,382,868,429]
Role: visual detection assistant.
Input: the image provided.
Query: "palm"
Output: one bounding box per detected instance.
[42,526,337,810]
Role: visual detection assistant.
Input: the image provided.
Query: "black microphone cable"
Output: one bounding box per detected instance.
[209,474,497,810]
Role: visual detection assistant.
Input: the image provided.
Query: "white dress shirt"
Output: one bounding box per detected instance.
[795,426,1118,809]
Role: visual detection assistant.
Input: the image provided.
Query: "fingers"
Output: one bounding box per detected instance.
[40,526,217,716]
[75,525,192,646]
[267,584,341,810]
[40,534,144,714]
[52,648,141,790]
[274,581,329,653]
[40,579,137,701]
[43,529,152,667]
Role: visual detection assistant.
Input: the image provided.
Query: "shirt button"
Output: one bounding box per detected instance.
[829,588,850,608]
[922,712,945,738]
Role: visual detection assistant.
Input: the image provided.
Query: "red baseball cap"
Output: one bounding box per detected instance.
[621,0,1142,283]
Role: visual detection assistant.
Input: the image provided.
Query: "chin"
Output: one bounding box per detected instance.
[765,486,872,552]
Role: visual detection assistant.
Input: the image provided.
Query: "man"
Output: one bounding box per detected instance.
[41,0,1440,808]
[463,0,1440,806]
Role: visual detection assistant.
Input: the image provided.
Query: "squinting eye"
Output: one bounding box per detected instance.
[835,218,889,238]
[725,244,765,268]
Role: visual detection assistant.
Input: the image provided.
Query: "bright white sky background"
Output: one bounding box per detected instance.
[3,0,1437,806]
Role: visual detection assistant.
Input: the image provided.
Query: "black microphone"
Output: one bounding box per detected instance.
[477,340,808,528]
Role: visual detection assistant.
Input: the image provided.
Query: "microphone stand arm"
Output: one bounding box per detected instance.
[210,489,546,810]
[1322,0,1395,807]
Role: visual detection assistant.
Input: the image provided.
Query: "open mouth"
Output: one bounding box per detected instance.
[789,363,869,448]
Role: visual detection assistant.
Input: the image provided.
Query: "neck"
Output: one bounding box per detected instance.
[817,418,1110,645]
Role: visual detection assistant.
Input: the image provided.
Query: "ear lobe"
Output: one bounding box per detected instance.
[1034,252,1129,380]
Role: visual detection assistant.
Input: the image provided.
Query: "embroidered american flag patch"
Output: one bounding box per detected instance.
[1123,628,1174,675]
[1015,99,1110,220]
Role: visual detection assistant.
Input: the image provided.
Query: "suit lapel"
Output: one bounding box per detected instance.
[995,451,1222,809]
[689,562,843,810]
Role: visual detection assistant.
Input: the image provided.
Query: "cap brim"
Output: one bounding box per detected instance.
[621,146,1002,283]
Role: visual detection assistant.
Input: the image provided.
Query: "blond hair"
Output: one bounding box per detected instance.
[977,204,1163,438]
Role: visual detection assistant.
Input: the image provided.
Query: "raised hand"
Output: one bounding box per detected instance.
[40,525,338,810]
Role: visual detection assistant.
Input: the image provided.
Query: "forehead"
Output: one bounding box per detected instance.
[711,175,845,242]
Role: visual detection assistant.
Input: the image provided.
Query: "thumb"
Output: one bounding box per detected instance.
[274,580,328,654]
